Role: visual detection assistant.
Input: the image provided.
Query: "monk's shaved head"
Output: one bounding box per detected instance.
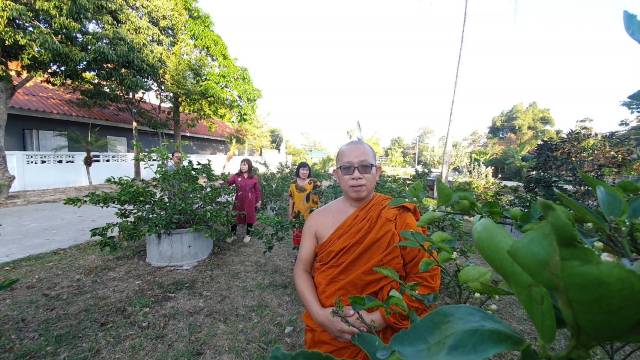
[336,140,377,165]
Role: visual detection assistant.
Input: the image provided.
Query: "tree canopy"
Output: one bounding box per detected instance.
[157,0,260,149]
[485,102,557,180]
[1,0,105,196]
[0,0,260,193]
[487,102,556,150]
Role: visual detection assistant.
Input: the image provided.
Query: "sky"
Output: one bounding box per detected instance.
[199,0,640,152]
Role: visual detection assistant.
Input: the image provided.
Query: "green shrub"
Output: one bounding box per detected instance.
[65,148,235,250]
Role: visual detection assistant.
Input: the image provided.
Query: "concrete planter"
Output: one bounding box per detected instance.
[145,229,212,267]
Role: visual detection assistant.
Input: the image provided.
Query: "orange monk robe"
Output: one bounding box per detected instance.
[303,193,441,359]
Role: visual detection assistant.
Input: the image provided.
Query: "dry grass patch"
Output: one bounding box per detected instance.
[1,239,304,359]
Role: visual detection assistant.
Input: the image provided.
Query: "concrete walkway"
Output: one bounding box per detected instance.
[0,203,117,263]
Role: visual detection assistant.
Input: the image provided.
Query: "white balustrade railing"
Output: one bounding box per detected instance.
[6,151,286,192]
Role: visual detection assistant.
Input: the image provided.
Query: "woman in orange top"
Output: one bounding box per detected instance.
[288,162,320,248]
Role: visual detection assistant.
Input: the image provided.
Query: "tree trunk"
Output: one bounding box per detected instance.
[85,165,93,186]
[133,119,141,180]
[0,80,16,199]
[172,97,182,152]
[83,153,93,186]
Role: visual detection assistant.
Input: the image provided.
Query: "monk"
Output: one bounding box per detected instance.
[294,140,441,359]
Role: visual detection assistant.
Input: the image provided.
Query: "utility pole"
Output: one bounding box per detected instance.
[415,134,420,168]
[439,0,469,187]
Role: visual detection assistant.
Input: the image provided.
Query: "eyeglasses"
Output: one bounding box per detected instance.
[337,163,376,175]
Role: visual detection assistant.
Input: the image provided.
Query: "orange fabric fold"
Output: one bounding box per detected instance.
[303,193,441,359]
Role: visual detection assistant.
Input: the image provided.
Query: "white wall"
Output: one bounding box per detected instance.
[6,151,286,192]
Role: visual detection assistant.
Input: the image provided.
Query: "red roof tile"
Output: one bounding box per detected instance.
[9,79,232,139]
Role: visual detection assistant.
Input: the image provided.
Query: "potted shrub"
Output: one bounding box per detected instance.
[65,147,235,267]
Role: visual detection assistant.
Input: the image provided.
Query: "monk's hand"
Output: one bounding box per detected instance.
[319,307,361,342]
[351,310,387,333]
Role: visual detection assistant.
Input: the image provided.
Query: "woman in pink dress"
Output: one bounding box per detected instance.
[225,158,262,243]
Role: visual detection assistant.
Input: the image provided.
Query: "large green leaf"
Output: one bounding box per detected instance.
[419,258,435,272]
[457,267,514,296]
[399,230,428,244]
[508,220,563,290]
[596,185,627,219]
[541,202,640,348]
[352,333,392,360]
[520,345,541,360]
[473,219,556,344]
[374,267,401,283]
[431,231,453,244]
[408,181,425,201]
[627,196,640,219]
[555,191,608,233]
[348,295,384,312]
[386,290,409,314]
[580,173,608,191]
[529,201,640,347]
[0,278,18,291]
[616,180,640,195]
[389,305,527,360]
[269,346,339,359]
[397,240,423,249]
[458,265,492,286]
[436,179,453,207]
[458,265,511,295]
[417,211,441,227]
[624,10,640,45]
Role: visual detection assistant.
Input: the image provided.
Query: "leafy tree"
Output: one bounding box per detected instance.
[364,136,384,159]
[409,128,434,167]
[269,128,284,150]
[77,0,167,180]
[524,122,636,202]
[415,133,484,174]
[65,146,235,250]
[0,0,106,198]
[314,155,335,174]
[286,142,309,165]
[232,118,271,155]
[0,0,260,190]
[155,0,260,151]
[487,102,556,150]
[385,136,410,167]
[486,102,557,180]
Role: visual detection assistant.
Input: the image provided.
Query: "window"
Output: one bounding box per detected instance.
[23,129,38,151]
[107,136,127,153]
[23,129,68,152]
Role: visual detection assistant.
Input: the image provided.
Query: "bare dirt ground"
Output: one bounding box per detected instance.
[0,238,303,359]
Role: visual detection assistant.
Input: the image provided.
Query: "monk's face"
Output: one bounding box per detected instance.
[333,144,380,202]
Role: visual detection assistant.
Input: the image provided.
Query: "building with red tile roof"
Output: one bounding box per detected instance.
[6,79,232,154]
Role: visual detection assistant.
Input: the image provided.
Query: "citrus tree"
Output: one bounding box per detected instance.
[272,174,640,359]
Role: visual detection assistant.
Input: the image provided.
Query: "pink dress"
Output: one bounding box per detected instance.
[227,174,262,224]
